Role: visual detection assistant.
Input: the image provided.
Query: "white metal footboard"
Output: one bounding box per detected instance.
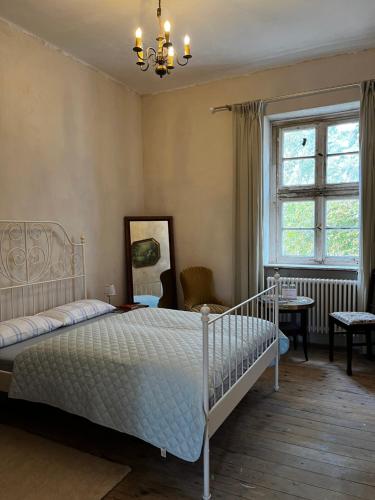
[200,275,280,500]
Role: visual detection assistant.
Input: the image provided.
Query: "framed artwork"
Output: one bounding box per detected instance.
[131,238,161,268]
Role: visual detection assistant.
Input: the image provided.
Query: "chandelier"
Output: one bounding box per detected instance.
[133,0,192,78]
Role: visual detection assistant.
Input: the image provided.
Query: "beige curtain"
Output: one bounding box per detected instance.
[233,100,264,303]
[359,80,375,309]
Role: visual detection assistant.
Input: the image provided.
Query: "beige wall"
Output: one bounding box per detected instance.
[142,50,375,305]
[0,19,143,304]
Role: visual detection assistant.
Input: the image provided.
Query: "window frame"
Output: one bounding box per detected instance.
[269,111,360,267]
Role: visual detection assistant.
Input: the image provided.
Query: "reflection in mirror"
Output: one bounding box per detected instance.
[131,220,170,306]
[124,217,177,309]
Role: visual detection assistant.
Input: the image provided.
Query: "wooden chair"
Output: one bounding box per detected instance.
[329,270,375,375]
[180,266,230,313]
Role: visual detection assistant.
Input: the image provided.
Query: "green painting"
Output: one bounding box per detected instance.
[131,238,161,268]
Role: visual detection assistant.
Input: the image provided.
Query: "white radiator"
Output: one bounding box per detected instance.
[266,277,358,335]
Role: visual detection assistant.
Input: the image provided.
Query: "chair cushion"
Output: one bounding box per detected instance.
[330,311,375,326]
[191,304,231,314]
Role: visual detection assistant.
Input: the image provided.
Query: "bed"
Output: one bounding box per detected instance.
[0,221,286,500]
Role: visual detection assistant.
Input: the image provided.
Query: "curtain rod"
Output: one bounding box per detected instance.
[209,82,361,114]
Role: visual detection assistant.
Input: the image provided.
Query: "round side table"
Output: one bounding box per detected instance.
[279,296,315,361]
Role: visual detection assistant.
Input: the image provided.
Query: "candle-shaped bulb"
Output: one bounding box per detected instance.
[135,27,142,51]
[167,46,174,68]
[164,20,171,45]
[184,34,191,57]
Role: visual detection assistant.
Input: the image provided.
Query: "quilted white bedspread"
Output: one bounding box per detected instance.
[9,308,287,462]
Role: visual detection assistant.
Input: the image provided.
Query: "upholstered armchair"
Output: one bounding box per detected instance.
[180,266,230,313]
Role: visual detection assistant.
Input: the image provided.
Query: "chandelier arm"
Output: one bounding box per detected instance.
[137,52,147,62]
[148,50,157,66]
[147,47,157,57]
[137,47,157,63]
[176,56,190,67]
[140,61,150,72]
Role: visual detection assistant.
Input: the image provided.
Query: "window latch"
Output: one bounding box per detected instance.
[316,224,322,231]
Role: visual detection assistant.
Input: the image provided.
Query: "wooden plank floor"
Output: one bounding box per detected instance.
[1,345,375,499]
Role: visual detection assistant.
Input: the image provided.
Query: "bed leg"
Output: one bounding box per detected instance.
[274,353,279,392]
[201,304,211,500]
[274,271,280,392]
[203,425,211,500]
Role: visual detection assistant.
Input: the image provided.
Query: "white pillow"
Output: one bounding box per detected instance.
[0,315,63,348]
[41,299,115,326]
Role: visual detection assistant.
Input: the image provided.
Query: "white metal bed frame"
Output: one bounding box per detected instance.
[200,282,280,499]
[0,220,86,318]
[0,220,86,392]
[0,221,280,500]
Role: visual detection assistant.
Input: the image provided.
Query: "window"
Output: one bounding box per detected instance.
[269,113,359,267]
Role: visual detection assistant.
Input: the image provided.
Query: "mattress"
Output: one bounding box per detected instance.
[9,308,288,462]
[0,314,115,372]
[0,308,197,371]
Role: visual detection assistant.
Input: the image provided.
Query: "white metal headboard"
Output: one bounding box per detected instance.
[0,221,86,321]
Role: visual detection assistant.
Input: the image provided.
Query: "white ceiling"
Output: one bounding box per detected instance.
[1,0,375,95]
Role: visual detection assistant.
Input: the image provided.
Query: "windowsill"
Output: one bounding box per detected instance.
[264,263,358,272]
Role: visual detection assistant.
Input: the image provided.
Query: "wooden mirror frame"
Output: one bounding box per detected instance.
[124,216,177,308]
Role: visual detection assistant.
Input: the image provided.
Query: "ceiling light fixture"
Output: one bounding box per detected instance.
[133,0,192,78]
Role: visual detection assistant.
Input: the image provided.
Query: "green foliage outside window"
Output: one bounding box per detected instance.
[279,119,360,261]
[282,127,316,158]
[326,199,359,256]
[282,201,314,256]
[327,122,359,154]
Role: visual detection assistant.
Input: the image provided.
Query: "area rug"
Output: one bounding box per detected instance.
[0,424,131,500]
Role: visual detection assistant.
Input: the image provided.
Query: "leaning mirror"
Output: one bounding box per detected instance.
[124,216,177,309]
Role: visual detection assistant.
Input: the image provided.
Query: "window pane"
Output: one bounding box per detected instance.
[327,121,359,154]
[282,230,314,257]
[282,128,316,158]
[326,199,359,228]
[326,154,359,184]
[282,159,315,186]
[282,201,315,228]
[326,229,359,257]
